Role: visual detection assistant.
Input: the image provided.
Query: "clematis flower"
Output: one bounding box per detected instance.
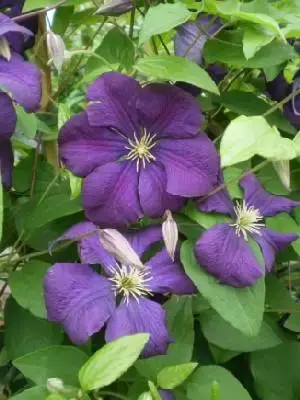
[159,390,175,400]
[59,72,219,227]
[194,172,300,287]
[44,223,196,357]
[0,13,41,188]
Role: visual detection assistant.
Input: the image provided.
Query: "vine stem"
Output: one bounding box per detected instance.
[129,0,136,40]
[12,0,68,21]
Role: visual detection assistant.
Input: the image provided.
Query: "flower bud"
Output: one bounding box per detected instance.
[162,210,178,262]
[138,392,153,400]
[47,378,64,394]
[99,229,144,269]
[47,30,66,72]
[273,160,290,191]
[0,37,11,61]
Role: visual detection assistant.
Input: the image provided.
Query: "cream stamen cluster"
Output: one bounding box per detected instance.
[230,200,265,241]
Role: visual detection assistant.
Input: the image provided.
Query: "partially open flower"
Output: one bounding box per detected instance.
[47,30,67,72]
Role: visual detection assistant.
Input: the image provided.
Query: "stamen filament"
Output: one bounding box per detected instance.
[124,128,157,171]
[230,200,265,241]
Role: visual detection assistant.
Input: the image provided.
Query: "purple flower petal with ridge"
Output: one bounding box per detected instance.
[0,12,32,40]
[194,224,264,287]
[59,112,127,177]
[253,229,298,273]
[44,263,115,344]
[124,226,163,257]
[240,172,300,217]
[139,162,184,218]
[83,161,142,227]
[105,297,172,358]
[0,53,41,111]
[136,83,203,137]
[96,0,132,16]
[156,134,218,197]
[0,137,13,189]
[266,73,289,102]
[86,72,140,137]
[0,92,16,139]
[159,390,175,400]
[148,248,196,294]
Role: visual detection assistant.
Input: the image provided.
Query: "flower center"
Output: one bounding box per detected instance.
[230,200,265,241]
[0,37,11,61]
[124,129,157,171]
[108,264,153,303]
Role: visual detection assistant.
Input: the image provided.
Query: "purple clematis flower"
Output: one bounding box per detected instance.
[44,223,196,357]
[59,72,219,227]
[194,172,300,287]
[0,13,41,188]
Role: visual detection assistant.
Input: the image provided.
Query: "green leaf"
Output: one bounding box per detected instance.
[5,298,63,360]
[79,334,149,391]
[0,176,2,242]
[11,386,48,400]
[58,104,71,131]
[243,25,275,59]
[136,56,219,94]
[9,260,50,319]
[220,116,298,167]
[181,241,265,337]
[23,0,77,11]
[184,201,230,229]
[136,297,194,380]
[235,11,285,40]
[15,105,38,140]
[266,213,300,256]
[139,3,191,45]
[199,310,282,352]
[13,345,88,386]
[187,366,252,400]
[148,381,162,400]
[157,363,198,389]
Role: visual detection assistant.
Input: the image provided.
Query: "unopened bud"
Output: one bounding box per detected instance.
[99,229,144,269]
[47,378,64,394]
[138,392,153,400]
[47,31,66,72]
[273,160,290,191]
[162,210,178,262]
[0,37,11,61]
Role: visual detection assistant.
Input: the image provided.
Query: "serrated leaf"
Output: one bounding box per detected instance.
[157,363,198,389]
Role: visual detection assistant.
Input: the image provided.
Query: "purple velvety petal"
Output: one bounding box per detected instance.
[105,297,172,357]
[148,248,196,294]
[156,134,218,197]
[0,137,13,189]
[59,112,127,177]
[159,390,175,400]
[0,92,16,139]
[139,162,185,218]
[174,13,221,64]
[207,64,227,84]
[266,73,290,102]
[253,228,298,273]
[175,81,201,97]
[137,83,203,138]
[124,226,163,257]
[194,224,264,287]
[284,98,300,131]
[86,72,140,137]
[96,0,132,16]
[0,12,32,39]
[83,161,142,227]
[44,263,115,344]
[240,172,300,217]
[52,222,116,267]
[197,169,235,216]
[0,53,41,111]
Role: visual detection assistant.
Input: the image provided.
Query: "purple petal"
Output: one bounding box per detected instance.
[253,228,298,273]
[207,64,227,84]
[105,297,172,358]
[86,72,140,138]
[51,222,116,267]
[124,226,163,257]
[266,73,289,102]
[137,83,203,138]
[0,137,13,189]
[0,92,16,139]
[148,248,196,294]
[194,224,264,287]
[159,390,175,400]
[174,14,221,64]
[96,0,132,16]
[0,53,41,111]
[0,13,32,40]
[59,112,127,177]
[240,172,300,217]
[156,134,218,197]
[284,99,300,131]
[139,162,185,218]
[44,263,115,344]
[83,161,142,227]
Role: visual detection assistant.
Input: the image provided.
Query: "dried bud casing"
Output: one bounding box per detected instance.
[47,31,66,72]
[99,229,144,269]
[0,37,11,61]
[162,210,178,262]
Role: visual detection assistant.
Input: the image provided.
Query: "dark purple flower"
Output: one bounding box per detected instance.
[159,390,175,400]
[194,172,299,287]
[59,72,219,227]
[96,0,132,16]
[44,224,196,356]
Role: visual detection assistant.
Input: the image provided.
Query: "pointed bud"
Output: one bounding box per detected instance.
[47,378,65,394]
[47,31,66,72]
[99,229,144,269]
[0,37,11,61]
[273,160,290,191]
[138,393,153,400]
[162,210,178,262]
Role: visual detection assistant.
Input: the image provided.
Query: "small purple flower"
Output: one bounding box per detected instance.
[59,72,219,227]
[44,224,196,357]
[0,13,41,188]
[194,172,300,287]
[159,390,175,400]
